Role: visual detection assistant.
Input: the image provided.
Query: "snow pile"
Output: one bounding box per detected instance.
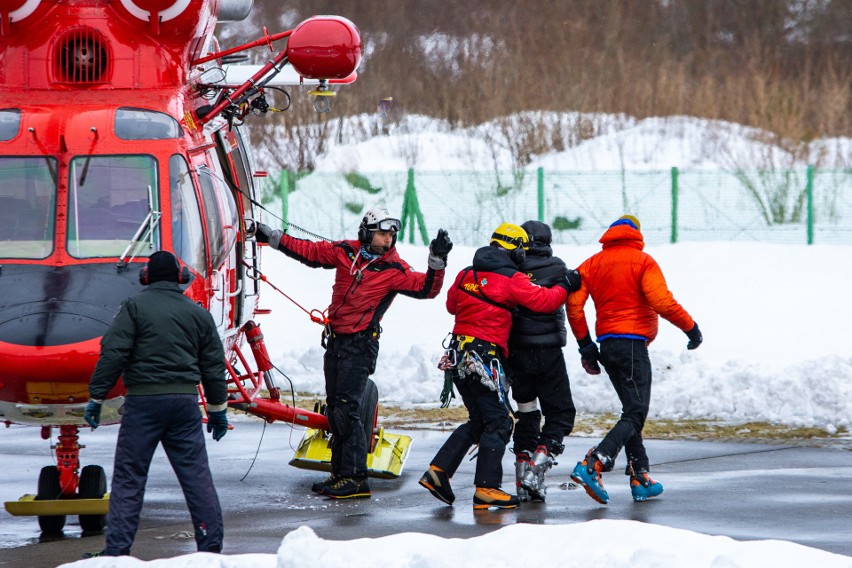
[61,521,852,567]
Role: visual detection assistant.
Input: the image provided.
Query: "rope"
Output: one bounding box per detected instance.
[243,260,328,326]
[235,183,334,243]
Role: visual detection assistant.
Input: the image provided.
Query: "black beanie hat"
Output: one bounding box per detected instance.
[520,220,552,244]
[146,251,180,284]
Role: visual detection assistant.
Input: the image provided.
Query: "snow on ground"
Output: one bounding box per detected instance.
[254,240,852,433]
[61,242,852,568]
[60,113,852,566]
[62,521,852,568]
[51,238,852,568]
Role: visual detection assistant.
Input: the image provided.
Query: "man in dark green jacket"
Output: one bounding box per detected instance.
[85,251,228,557]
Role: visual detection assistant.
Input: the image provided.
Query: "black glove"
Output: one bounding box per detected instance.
[577,334,601,375]
[428,229,453,269]
[554,268,581,294]
[563,268,581,292]
[685,322,703,350]
[206,409,229,441]
[254,223,283,247]
[84,399,102,429]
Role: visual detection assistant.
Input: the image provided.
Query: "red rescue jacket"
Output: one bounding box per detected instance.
[567,224,694,344]
[277,235,444,334]
[447,246,568,357]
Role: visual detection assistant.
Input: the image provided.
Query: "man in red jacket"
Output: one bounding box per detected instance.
[567,215,702,505]
[419,223,580,510]
[255,206,451,499]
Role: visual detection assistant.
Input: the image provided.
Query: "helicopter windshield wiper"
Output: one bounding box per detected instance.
[117,184,161,271]
[77,131,101,186]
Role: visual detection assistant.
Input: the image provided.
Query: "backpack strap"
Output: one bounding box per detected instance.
[457,267,517,314]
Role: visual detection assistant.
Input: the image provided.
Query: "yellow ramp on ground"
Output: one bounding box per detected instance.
[289,427,412,479]
[5,494,110,517]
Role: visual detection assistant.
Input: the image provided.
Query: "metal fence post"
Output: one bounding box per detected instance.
[279,170,290,226]
[806,164,814,245]
[401,167,429,245]
[537,167,544,222]
[670,167,679,244]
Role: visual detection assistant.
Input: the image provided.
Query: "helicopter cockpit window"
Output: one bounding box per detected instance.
[197,166,238,269]
[0,156,57,259]
[0,109,21,141]
[67,155,159,258]
[170,155,206,275]
[115,108,183,140]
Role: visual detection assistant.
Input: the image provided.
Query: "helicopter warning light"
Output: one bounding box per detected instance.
[286,16,362,80]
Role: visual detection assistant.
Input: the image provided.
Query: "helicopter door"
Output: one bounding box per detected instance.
[213,126,259,328]
[196,165,239,337]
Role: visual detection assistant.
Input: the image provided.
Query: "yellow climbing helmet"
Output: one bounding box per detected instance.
[490,223,529,251]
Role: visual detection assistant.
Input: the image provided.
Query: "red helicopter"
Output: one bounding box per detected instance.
[0,0,411,534]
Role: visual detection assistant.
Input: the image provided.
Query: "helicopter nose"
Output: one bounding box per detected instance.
[0,302,115,347]
[0,263,143,347]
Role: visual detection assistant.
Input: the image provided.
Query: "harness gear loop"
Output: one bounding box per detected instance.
[438,334,514,415]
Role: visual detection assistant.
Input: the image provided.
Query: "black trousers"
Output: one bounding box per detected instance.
[106,394,223,555]
[430,376,514,488]
[595,338,653,472]
[507,346,575,455]
[323,331,379,478]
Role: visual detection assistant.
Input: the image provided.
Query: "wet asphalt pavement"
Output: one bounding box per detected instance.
[0,420,850,567]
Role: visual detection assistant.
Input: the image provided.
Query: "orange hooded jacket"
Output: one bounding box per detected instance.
[567,223,694,344]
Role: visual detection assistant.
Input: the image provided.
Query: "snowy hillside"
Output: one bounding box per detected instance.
[253,113,852,248]
[243,112,852,434]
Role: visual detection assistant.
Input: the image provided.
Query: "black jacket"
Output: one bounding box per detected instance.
[508,222,568,349]
[89,281,227,404]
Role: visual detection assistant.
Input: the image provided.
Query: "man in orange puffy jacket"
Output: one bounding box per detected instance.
[567,215,702,505]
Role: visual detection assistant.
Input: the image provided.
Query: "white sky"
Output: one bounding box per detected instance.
[61,112,852,567]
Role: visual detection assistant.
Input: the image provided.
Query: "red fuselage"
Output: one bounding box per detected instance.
[0,0,256,425]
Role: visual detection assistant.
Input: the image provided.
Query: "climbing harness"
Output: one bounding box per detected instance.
[437,334,510,407]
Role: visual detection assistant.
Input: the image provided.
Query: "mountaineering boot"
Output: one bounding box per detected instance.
[473,487,521,510]
[514,451,532,502]
[419,465,455,505]
[628,463,663,502]
[322,475,371,499]
[311,473,341,495]
[570,448,610,504]
[521,445,554,502]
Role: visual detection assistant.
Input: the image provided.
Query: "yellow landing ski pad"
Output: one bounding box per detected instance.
[5,494,110,517]
[289,427,412,479]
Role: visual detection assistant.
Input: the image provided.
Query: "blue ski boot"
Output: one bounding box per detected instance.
[628,463,663,502]
[570,448,610,504]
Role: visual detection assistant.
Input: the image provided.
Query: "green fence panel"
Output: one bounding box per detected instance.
[671,167,679,244]
[272,168,852,246]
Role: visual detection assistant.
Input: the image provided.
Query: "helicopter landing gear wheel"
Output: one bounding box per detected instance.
[78,465,107,533]
[36,466,66,535]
